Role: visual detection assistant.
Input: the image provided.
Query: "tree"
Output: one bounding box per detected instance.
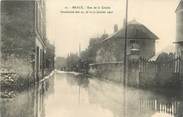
[66,53,80,71]
[55,57,67,70]
[80,34,108,64]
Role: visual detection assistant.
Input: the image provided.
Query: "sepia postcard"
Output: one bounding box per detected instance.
[0,0,183,117]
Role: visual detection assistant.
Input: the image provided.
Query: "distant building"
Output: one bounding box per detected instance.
[175,0,183,56]
[1,0,53,81]
[96,20,158,63]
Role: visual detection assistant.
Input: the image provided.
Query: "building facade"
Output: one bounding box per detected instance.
[96,20,158,63]
[1,0,54,82]
[175,0,183,56]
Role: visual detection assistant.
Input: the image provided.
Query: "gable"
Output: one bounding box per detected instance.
[176,0,183,12]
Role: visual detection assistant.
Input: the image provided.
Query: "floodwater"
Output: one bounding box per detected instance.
[1,71,183,117]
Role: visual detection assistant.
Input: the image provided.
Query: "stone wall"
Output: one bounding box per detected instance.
[1,1,35,57]
[1,1,36,79]
[89,62,123,82]
[1,55,33,78]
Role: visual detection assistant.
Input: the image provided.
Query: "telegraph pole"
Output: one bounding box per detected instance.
[123,0,128,87]
[123,0,128,116]
[79,43,81,57]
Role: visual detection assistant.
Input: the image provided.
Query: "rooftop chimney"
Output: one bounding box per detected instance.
[114,24,118,33]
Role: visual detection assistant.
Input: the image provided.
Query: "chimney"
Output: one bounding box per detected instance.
[114,24,118,33]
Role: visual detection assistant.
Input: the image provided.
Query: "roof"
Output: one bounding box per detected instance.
[103,20,159,42]
[174,41,183,44]
[176,0,183,12]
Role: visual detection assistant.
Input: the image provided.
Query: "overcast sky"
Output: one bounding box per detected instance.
[46,0,179,57]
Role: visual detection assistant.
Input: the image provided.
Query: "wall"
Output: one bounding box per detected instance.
[176,8,183,55]
[139,39,155,59]
[1,1,35,79]
[89,63,123,82]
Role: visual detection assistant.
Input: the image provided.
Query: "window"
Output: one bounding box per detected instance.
[130,40,135,44]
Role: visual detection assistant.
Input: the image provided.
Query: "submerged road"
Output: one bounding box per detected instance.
[1,71,183,117]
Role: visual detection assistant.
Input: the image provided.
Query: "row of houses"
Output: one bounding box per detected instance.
[1,0,55,84]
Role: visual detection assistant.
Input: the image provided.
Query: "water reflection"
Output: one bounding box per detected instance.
[65,74,89,88]
[87,79,183,117]
[0,75,54,117]
[1,72,183,117]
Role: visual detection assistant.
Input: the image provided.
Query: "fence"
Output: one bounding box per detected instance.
[140,56,183,74]
[139,56,183,88]
[89,55,183,88]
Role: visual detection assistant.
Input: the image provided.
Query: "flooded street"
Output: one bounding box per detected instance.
[1,71,183,117]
